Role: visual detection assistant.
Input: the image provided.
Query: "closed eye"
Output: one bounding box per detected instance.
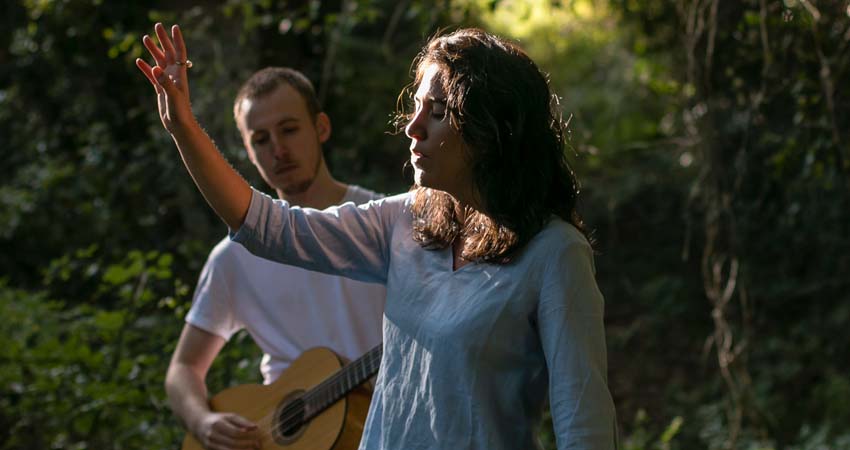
[414,97,447,120]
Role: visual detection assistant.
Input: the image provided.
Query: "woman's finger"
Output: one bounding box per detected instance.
[142,35,166,68]
[135,58,162,93]
[155,22,176,65]
[172,24,188,64]
[151,66,178,97]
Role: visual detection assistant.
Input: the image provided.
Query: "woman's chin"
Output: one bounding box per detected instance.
[417,173,462,198]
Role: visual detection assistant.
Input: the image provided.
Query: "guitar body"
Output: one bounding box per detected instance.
[182,347,372,450]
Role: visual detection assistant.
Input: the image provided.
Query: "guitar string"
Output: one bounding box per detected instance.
[267,348,381,438]
[193,354,358,445]
[245,347,382,442]
[209,392,287,446]
[188,352,383,443]
[251,359,373,444]
[247,381,314,443]
[277,345,381,424]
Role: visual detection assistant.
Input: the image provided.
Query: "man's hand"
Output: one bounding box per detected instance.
[194,412,261,450]
[166,325,261,450]
[135,22,194,134]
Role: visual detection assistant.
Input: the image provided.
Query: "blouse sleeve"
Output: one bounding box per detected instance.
[230,188,402,284]
[537,240,619,449]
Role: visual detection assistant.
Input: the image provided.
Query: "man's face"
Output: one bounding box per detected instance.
[405,64,474,203]
[237,84,329,196]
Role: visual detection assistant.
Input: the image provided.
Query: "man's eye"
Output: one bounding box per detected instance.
[253,137,269,145]
[282,127,298,134]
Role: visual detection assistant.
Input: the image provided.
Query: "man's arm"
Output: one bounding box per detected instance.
[166,324,261,450]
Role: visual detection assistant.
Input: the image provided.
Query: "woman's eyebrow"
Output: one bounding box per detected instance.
[413,94,447,103]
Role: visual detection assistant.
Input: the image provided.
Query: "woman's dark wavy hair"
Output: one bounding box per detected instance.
[400,28,586,263]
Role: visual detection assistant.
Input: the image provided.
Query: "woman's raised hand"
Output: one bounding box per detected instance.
[136,23,194,135]
[135,22,251,230]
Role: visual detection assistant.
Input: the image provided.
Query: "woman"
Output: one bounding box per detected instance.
[138,23,618,450]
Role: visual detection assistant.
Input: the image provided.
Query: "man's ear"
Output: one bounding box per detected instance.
[245,145,258,165]
[315,112,332,143]
[238,129,258,165]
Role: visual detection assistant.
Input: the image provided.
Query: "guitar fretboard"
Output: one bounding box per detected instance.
[302,344,382,420]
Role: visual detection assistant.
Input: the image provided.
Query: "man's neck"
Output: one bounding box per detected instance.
[276,171,348,210]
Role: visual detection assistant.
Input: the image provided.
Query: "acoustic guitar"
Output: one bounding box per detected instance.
[182,344,382,450]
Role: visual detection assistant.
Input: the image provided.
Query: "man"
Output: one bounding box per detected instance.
[164,67,386,450]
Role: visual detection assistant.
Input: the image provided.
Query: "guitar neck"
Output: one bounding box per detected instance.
[303,344,383,420]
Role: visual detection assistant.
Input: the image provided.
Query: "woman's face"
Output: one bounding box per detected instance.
[405,64,475,204]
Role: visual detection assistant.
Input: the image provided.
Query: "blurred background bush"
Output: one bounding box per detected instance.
[1,0,848,448]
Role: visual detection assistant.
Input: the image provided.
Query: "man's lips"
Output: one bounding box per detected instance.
[274,164,298,174]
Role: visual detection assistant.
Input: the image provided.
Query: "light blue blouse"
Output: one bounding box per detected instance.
[232,188,619,450]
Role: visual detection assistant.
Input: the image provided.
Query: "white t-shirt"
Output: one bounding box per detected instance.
[186,185,386,384]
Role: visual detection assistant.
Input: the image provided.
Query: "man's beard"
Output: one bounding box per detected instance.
[280,149,323,196]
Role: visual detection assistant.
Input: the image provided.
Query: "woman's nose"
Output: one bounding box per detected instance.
[405,109,426,140]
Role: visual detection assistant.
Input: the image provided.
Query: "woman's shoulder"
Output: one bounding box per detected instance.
[341,191,414,232]
[517,218,599,289]
[376,191,413,205]
[354,190,413,213]
[510,218,594,270]
[530,217,592,253]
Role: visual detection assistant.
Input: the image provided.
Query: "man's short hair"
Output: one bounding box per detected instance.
[233,67,321,123]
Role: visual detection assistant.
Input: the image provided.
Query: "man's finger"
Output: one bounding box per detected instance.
[211,420,262,448]
[225,414,258,431]
[208,432,257,450]
[217,417,256,437]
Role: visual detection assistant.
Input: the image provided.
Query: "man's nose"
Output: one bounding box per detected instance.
[271,135,288,159]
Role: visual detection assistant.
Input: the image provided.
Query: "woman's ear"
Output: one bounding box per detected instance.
[315,112,332,143]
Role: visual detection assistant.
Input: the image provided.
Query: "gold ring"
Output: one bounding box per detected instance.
[176,59,193,68]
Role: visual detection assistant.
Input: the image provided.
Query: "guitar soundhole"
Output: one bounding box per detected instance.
[273,390,307,444]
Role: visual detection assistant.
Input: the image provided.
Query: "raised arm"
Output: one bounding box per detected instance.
[136,23,251,231]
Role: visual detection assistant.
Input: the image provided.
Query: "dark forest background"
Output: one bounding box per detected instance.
[1,1,849,449]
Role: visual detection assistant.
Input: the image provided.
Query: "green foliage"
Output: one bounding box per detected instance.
[0,0,457,447]
[0,245,261,449]
[0,248,184,449]
[2,0,848,448]
[622,409,683,450]
[611,0,850,448]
